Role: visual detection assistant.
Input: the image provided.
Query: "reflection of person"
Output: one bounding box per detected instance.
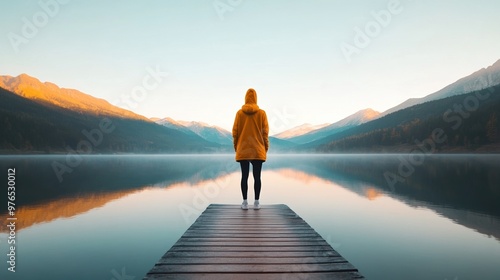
[232,88,269,210]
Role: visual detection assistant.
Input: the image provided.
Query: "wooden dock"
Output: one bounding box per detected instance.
[144,204,364,279]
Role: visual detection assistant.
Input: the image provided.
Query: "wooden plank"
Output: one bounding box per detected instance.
[192,216,306,220]
[162,250,341,258]
[144,204,363,279]
[184,231,318,236]
[191,219,308,223]
[181,233,321,238]
[206,204,288,208]
[199,215,300,218]
[169,245,335,252]
[187,223,310,227]
[194,220,305,224]
[148,262,357,273]
[177,237,324,242]
[186,228,314,232]
[144,271,364,280]
[187,227,313,231]
[155,256,348,265]
[184,229,318,234]
[173,238,329,245]
[188,226,312,229]
[173,241,330,247]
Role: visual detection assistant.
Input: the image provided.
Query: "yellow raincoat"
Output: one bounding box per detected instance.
[232,88,269,161]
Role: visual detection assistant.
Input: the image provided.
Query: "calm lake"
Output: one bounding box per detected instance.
[1,154,500,280]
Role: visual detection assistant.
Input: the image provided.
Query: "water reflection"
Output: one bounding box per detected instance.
[0,155,239,232]
[0,154,499,280]
[1,154,499,239]
[267,154,500,240]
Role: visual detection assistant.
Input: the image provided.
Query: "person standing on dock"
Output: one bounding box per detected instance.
[232,88,269,210]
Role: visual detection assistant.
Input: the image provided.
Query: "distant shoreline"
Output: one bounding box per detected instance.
[1,148,500,156]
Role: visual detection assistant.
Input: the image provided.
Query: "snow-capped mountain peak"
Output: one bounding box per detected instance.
[281,108,380,144]
[153,117,232,145]
[331,108,380,128]
[273,123,330,139]
[380,59,500,117]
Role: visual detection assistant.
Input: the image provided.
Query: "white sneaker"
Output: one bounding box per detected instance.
[241,200,248,210]
[254,200,261,210]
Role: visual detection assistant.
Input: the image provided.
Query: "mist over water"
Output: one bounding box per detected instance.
[0,154,499,280]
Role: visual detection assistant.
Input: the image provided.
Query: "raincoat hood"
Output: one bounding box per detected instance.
[242,88,259,114]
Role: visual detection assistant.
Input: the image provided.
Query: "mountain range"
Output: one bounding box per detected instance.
[153,117,233,145]
[1,58,500,153]
[152,117,297,151]
[272,123,330,139]
[282,108,380,144]
[379,59,500,118]
[303,85,500,153]
[0,75,220,153]
[274,59,500,145]
[0,74,148,121]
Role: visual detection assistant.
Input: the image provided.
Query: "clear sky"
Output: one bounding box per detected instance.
[1,0,499,134]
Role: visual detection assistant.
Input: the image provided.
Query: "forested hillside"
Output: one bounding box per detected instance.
[0,88,220,153]
[310,85,500,153]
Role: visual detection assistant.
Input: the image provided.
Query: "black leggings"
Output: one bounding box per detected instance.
[239,160,263,200]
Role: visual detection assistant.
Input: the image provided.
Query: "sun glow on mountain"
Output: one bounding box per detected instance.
[0,74,149,121]
[364,187,383,201]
